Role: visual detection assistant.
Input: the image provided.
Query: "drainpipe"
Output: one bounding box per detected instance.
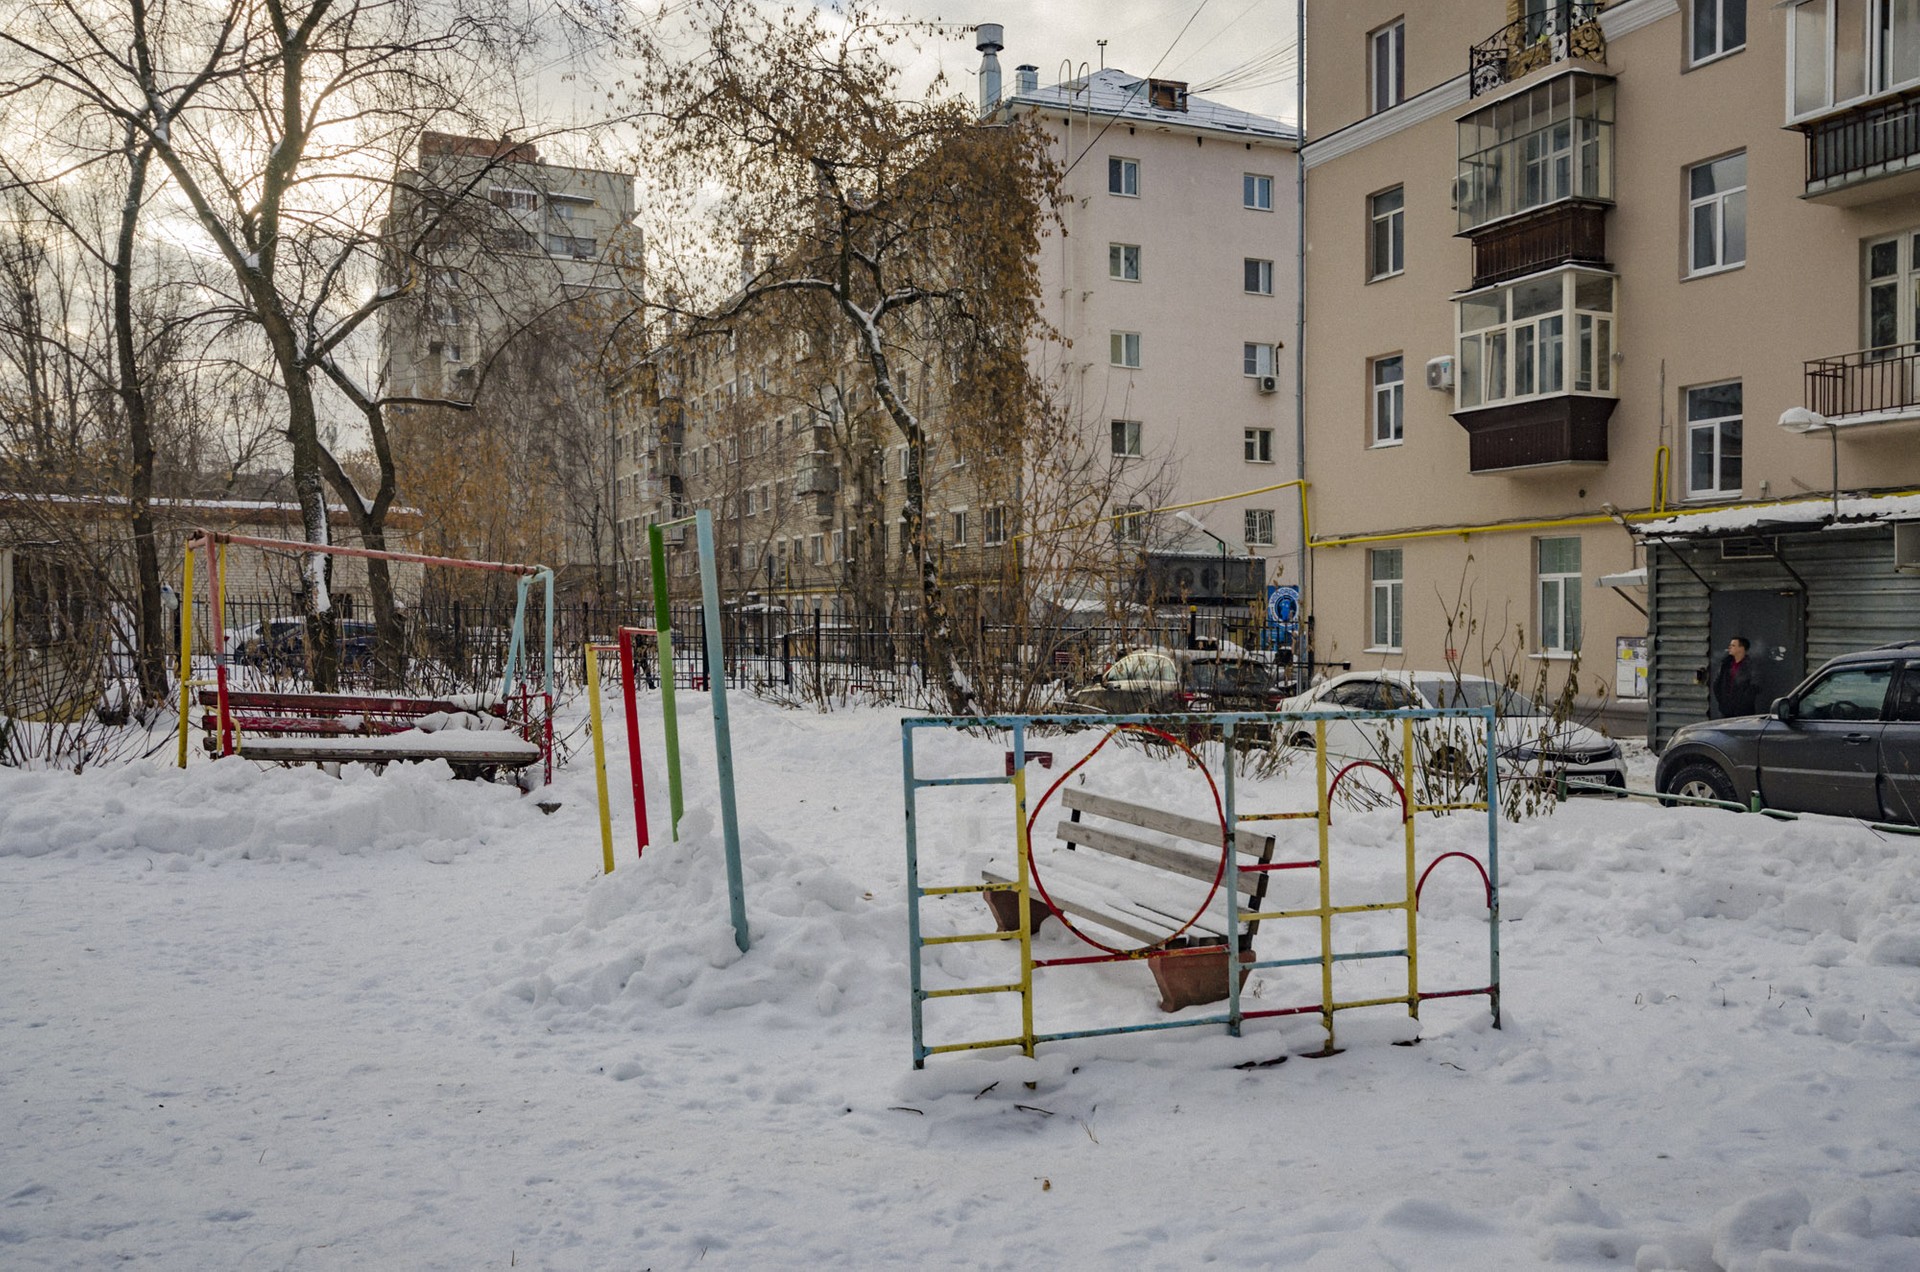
[1294,0,1310,643]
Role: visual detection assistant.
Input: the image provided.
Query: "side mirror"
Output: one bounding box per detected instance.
[1772,697,1796,722]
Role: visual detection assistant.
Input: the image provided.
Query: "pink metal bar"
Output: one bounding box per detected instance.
[191,529,545,575]
[617,627,649,858]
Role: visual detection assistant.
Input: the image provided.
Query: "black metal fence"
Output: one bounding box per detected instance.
[1805,88,1920,189]
[1805,341,1920,420]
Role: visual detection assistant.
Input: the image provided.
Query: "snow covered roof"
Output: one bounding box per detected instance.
[1632,491,1920,539]
[1000,69,1298,144]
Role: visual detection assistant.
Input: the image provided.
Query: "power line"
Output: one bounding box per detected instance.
[1059,0,1217,182]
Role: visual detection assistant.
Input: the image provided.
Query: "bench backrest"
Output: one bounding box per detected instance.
[196,689,500,717]
[1057,786,1275,910]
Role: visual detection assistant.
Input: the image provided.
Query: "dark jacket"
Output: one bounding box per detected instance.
[1712,653,1761,717]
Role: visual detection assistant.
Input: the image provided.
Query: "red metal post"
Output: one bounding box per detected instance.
[618,627,649,857]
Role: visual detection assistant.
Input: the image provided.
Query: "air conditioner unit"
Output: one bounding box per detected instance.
[1896,521,1920,573]
[1256,375,1279,394]
[1425,355,1455,391]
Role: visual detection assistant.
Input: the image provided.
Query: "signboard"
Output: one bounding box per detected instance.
[1616,636,1649,699]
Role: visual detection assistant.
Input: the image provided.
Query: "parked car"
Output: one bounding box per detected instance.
[1063,646,1292,722]
[1656,642,1920,823]
[1276,670,1627,790]
[230,616,377,672]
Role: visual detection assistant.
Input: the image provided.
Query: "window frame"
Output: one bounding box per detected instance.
[950,507,969,548]
[1113,504,1146,545]
[1687,151,1748,278]
[983,505,1008,546]
[1111,418,1143,458]
[1690,0,1748,67]
[1371,354,1406,447]
[1109,242,1142,282]
[1536,536,1583,655]
[1369,548,1405,652]
[1244,257,1275,295]
[1111,331,1143,368]
[1455,266,1617,411]
[1369,186,1406,281]
[1243,173,1275,211]
[1244,507,1276,546]
[1787,0,1920,123]
[1244,427,1275,463]
[1108,156,1141,197]
[1369,18,1407,115]
[1863,226,1920,350]
[1685,380,1744,500]
[1242,342,1277,378]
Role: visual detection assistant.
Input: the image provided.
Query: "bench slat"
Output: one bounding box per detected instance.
[1063,786,1271,857]
[981,865,1227,943]
[1055,819,1265,896]
[237,734,540,766]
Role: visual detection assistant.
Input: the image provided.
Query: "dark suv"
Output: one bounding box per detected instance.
[1655,641,1920,823]
[1064,646,1290,719]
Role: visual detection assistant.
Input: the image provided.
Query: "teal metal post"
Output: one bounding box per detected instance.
[695,510,749,953]
[903,724,926,1067]
[501,573,531,698]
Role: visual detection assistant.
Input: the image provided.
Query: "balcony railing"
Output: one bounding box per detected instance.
[1468,200,1608,286]
[1802,88,1920,194]
[1805,342,1920,421]
[1468,2,1605,97]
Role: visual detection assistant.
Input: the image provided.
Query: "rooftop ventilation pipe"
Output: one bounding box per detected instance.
[976,24,1004,112]
[1015,64,1038,95]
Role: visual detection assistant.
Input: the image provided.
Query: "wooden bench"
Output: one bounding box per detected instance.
[982,786,1277,1011]
[197,690,543,772]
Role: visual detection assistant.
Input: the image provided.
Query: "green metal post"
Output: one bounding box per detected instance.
[648,523,684,838]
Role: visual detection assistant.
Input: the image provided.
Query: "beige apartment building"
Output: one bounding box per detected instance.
[1302,0,1920,742]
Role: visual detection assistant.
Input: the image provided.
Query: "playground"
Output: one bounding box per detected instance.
[6,685,1920,1268]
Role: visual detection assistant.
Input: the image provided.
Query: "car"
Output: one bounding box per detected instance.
[1655,641,1920,823]
[231,616,378,672]
[1063,645,1292,723]
[1276,670,1627,790]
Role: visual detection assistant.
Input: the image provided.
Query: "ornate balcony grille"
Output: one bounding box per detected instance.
[1469,2,1605,97]
[1805,343,1920,420]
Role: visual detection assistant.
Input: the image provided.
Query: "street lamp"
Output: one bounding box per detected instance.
[1174,509,1229,602]
[1777,406,1840,521]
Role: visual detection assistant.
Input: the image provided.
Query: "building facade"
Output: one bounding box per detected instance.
[1301,0,1920,742]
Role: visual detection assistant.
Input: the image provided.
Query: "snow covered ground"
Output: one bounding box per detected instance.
[3,696,1919,1270]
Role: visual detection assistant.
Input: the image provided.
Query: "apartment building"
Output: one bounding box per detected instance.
[379,133,638,589]
[1302,0,1920,743]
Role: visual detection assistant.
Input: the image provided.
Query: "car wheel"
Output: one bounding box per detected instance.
[1286,731,1314,749]
[1661,761,1735,808]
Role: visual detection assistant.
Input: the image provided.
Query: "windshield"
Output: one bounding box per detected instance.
[1415,678,1539,715]
[1190,660,1275,694]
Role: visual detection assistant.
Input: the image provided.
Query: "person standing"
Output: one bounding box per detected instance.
[1712,635,1760,717]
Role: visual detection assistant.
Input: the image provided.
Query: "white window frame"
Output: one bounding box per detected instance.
[1244,427,1275,463]
[1864,226,1920,349]
[1111,419,1143,458]
[809,533,825,565]
[1370,19,1406,114]
[1111,331,1142,368]
[1455,267,1616,411]
[1536,536,1583,654]
[1108,156,1140,197]
[1109,243,1142,282]
[1369,548,1404,651]
[1369,186,1405,281]
[831,529,843,561]
[1690,0,1748,67]
[951,507,969,547]
[1113,504,1146,545]
[1687,152,1747,278]
[1244,508,1276,547]
[1372,354,1406,446]
[1243,173,1275,211]
[1685,380,1744,500]
[1243,342,1277,377]
[1786,0,1920,123]
[1244,258,1275,295]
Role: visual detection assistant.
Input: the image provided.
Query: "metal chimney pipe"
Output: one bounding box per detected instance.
[1015,64,1038,96]
[976,24,1004,113]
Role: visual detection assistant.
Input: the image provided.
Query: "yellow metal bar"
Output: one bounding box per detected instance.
[1414,801,1488,813]
[175,547,194,769]
[920,881,1018,897]
[1237,810,1321,822]
[1012,763,1035,1058]
[214,542,236,751]
[922,930,1021,946]
[1652,444,1671,513]
[1331,993,1419,1013]
[924,1035,1028,1057]
[923,982,1024,1000]
[1403,717,1420,1021]
[586,646,615,875]
[1247,900,1410,923]
[1316,721,1335,1052]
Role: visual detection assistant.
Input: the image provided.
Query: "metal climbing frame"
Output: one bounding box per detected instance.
[902,708,1502,1068]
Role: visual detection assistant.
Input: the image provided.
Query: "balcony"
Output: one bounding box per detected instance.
[1456,70,1615,236]
[1454,395,1616,474]
[1805,343,1920,425]
[1467,199,1608,287]
[1467,2,1605,98]
[1799,88,1920,204]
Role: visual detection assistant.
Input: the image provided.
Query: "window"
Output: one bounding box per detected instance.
[1456,73,1615,232]
[1369,548,1404,650]
[810,534,825,565]
[488,187,538,212]
[1244,508,1276,546]
[1686,381,1743,498]
[1244,173,1274,210]
[1456,267,1615,410]
[1369,187,1405,280]
[1789,0,1920,121]
[951,508,968,547]
[831,529,843,562]
[1245,258,1275,295]
[1372,355,1405,445]
[1244,427,1275,462]
[1865,228,1920,348]
[983,506,1008,546]
[1692,0,1748,63]
[1797,664,1894,720]
[1108,156,1140,196]
[1537,536,1582,654]
[1109,243,1141,281]
[1688,152,1747,275]
[1111,331,1142,368]
[1243,342,1277,377]
[1113,504,1146,545]
[1370,19,1406,114]
[1111,419,1143,458]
